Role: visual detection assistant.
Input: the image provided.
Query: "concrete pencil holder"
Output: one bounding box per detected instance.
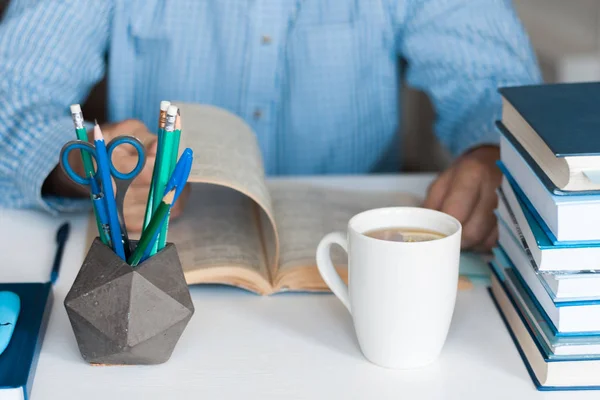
[64,238,194,365]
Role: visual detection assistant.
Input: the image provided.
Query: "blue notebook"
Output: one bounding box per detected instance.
[497,121,600,196]
[0,283,53,400]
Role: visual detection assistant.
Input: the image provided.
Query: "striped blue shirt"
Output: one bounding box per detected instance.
[0,0,541,213]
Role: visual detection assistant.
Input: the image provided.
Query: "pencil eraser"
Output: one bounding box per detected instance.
[70,104,82,114]
[160,101,171,111]
[167,105,178,116]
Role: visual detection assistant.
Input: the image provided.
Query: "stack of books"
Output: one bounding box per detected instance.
[490,82,600,391]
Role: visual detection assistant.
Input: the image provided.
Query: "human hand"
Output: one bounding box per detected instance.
[423,145,501,252]
[45,119,190,232]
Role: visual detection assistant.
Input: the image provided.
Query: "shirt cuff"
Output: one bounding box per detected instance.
[449,103,501,158]
[15,117,92,215]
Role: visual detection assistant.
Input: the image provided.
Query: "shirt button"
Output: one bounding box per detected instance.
[261,35,272,45]
[253,109,262,120]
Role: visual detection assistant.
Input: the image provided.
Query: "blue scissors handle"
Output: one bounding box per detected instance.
[60,142,97,186]
[106,136,146,180]
[60,136,146,187]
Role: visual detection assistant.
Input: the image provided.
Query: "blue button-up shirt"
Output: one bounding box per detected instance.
[0,0,541,212]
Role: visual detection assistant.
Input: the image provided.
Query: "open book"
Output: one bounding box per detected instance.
[99,104,476,294]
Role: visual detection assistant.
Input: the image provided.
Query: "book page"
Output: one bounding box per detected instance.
[165,184,272,294]
[270,181,475,291]
[270,181,422,271]
[176,103,279,276]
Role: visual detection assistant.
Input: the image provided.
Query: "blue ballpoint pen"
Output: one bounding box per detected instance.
[93,123,126,260]
[90,177,111,246]
[165,148,193,203]
[139,149,193,262]
[51,222,70,284]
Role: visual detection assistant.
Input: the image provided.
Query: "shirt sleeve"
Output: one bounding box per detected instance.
[396,0,543,157]
[0,0,112,213]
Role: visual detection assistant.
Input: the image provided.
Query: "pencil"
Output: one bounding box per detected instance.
[157,113,182,250]
[142,100,171,231]
[128,189,175,266]
[139,148,193,263]
[70,105,94,177]
[70,104,109,246]
[149,105,178,256]
[170,108,182,167]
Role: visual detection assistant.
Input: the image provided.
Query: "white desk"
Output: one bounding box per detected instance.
[1,174,597,400]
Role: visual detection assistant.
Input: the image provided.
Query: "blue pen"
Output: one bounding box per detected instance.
[93,123,126,260]
[90,177,111,246]
[165,148,193,203]
[51,222,70,284]
[139,149,193,262]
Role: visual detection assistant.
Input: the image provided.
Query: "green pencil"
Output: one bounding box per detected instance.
[142,100,170,231]
[156,112,182,251]
[149,105,178,256]
[128,189,175,267]
[70,104,109,246]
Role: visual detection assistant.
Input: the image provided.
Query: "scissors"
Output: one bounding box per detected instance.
[60,136,146,255]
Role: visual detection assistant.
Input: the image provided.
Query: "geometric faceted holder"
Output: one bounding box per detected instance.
[64,238,194,365]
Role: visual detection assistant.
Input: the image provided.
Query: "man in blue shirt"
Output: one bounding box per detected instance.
[0,0,541,251]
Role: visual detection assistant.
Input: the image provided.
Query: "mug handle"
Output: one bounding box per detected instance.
[316,232,351,312]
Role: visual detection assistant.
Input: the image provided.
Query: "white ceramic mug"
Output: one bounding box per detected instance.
[316,207,462,369]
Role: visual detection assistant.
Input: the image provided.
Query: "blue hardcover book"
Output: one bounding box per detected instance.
[496,181,600,299]
[499,83,600,193]
[499,174,600,250]
[0,283,53,400]
[497,130,600,242]
[496,121,575,196]
[496,180,600,276]
[495,243,600,336]
[496,214,600,301]
[491,255,600,358]
[489,269,600,390]
[498,158,600,244]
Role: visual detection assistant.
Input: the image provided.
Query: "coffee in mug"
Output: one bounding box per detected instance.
[364,227,446,242]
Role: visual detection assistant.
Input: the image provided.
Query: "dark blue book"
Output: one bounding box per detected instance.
[498,132,600,242]
[499,83,600,192]
[489,265,600,390]
[490,252,600,358]
[0,283,53,400]
[497,121,600,196]
[498,161,600,245]
[494,242,600,336]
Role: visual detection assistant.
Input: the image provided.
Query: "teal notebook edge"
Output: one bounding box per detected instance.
[499,83,600,158]
[458,252,490,285]
[496,120,600,196]
[0,283,53,399]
